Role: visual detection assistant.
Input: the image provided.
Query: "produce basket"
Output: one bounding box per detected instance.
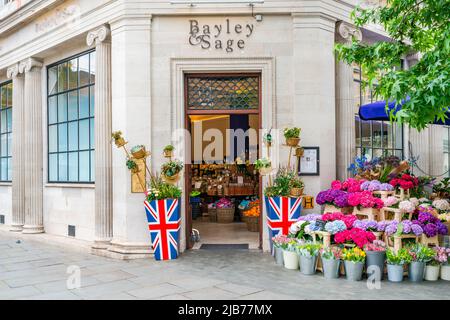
[245,215,259,232]
[208,207,217,222]
[217,206,235,223]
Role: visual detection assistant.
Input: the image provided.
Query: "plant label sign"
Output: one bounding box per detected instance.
[188,19,256,53]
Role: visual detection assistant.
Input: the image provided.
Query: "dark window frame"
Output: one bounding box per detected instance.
[354,67,404,160]
[46,49,95,184]
[0,80,12,182]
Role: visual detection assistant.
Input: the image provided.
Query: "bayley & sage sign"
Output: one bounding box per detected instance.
[188,19,255,53]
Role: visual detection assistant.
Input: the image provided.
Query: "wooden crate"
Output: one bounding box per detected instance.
[352,207,380,221]
[380,207,413,222]
[372,190,395,199]
[311,231,332,248]
[420,234,439,247]
[385,234,418,253]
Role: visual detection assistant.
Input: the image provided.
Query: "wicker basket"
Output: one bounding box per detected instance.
[245,216,259,232]
[286,137,300,147]
[216,206,235,223]
[208,207,217,222]
[290,187,304,197]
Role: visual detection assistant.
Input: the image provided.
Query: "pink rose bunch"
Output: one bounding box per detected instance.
[347,191,384,209]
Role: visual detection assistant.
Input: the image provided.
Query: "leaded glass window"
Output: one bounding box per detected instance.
[47,50,95,183]
[0,81,12,182]
[187,75,259,111]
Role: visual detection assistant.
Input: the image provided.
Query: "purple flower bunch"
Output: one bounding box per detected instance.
[360,180,394,192]
[412,210,448,238]
[353,219,388,232]
[385,220,424,236]
[316,189,348,208]
[298,214,322,222]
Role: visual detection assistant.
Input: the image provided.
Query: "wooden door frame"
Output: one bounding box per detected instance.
[184,72,263,250]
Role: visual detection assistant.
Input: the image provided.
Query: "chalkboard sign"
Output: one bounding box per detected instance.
[315,219,326,231]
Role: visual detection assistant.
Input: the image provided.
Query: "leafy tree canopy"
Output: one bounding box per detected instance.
[336,0,450,130]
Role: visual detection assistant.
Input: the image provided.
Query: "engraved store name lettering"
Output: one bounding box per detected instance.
[188,19,255,52]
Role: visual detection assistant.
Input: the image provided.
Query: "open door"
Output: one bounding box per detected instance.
[185,111,194,249]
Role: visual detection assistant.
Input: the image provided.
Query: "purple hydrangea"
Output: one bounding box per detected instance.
[411,224,424,236]
[380,183,394,191]
[424,224,438,237]
[360,180,371,191]
[366,220,378,231]
[385,221,398,236]
[299,214,322,222]
[334,194,349,208]
[438,222,448,235]
[368,180,382,192]
[316,190,328,205]
[402,220,412,234]
[377,220,389,232]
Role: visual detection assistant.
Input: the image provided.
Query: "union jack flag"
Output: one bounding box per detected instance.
[265,196,302,238]
[144,198,181,261]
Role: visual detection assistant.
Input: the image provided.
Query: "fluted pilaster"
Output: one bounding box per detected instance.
[335,22,362,180]
[7,64,26,231]
[20,58,44,234]
[87,25,113,249]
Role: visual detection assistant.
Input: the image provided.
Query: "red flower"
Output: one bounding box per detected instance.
[334,228,375,248]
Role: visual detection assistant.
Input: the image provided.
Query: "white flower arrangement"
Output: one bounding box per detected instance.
[289,220,307,234]
[432,199,450,211]
[398,200,416,214]
[409,197,419,207]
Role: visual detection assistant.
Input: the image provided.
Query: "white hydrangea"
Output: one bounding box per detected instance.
[399,200,416,213]
[409,197,419,207]
[432,199,450,211]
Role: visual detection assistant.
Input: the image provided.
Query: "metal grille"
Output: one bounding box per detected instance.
[187,75,259,110]
[0,215,4,224]
[68,225,76,237]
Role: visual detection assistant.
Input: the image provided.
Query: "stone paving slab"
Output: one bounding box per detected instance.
[0,234,449,300]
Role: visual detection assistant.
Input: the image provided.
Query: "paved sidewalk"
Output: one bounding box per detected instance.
[0,234,449,300]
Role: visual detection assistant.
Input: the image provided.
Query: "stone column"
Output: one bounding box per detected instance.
[6,63,25,232]
[335,22,362,180]
[19,58,44,234]
[87,25,113,249]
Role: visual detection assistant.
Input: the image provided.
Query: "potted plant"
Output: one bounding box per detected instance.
[272,234,290,266]
[254,158,272,175]
[163,144,175,158]
[111,131,126,147]
[342,247,366,281]
[282,239,300,270]
[290,176,304,197]
[364,240,387,280]
[283,127,301,147]
[130,144,148,159]
[126,158,139,174]
[161,159,183,184]
[439,247,450,281]
[424,246,448,281]
[296,243,321,275]
[407,243,435,282]
[145,174,182,261]
[386,248,411,282]
[320,247,342,279]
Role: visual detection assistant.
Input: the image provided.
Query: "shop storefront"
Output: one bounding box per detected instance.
[0,0,445,259]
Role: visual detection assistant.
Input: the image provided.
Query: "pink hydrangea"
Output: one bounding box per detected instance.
[331,180,343,190]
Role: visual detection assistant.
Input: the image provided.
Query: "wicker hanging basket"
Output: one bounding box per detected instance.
[290,187,304,197]
[131,147,148,159]
[162,172,180,184]
[114,138,127,148]
[286,137,300,147]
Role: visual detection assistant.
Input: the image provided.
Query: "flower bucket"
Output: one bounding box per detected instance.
[344,261,364,281]
[274,246,284,266]
[424,265,440,281]
[298,255,317,275]
[440,264,450,281]
[265,196,302,246]
[144,198,181,261]
[365,251,386,280]
[321,258,340,279]
[408,261,425,282]
[282,250,299,270]
[387,264,404,282]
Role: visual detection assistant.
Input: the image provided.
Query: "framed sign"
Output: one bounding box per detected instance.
[298,147,320,176]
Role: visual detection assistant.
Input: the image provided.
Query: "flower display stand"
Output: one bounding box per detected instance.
[380,207,413,222]
[311,231,332,248]
[420,234,439,248]
[372,190,395,199]
[385,234,418,253]
[372,231,384,240]
[352,207,380,221]
[395,188,410,201]
[144,198,181,261]
[323,204,352,214]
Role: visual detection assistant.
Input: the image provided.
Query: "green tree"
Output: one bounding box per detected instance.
[335,0,450,130]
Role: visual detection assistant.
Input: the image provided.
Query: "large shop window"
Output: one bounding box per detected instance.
[0,81,12,182]
[47,50,95,183]
[353,67,403,160]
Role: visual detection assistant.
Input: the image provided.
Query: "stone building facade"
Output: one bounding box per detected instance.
[0,0,444,258]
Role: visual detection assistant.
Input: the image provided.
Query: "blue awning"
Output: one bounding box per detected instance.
[358,100,450,125]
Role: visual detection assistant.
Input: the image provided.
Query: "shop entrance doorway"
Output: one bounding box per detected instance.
[184,73,262,250]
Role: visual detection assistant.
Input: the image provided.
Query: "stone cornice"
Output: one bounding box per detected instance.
[18,57,43,73]
[336,21,362,43]
[86,25,111,46]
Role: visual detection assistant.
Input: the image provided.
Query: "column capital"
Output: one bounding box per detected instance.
[18,58,43,74]
[336,21,362,43]
[7,63,20,79]
[87,25,111,46]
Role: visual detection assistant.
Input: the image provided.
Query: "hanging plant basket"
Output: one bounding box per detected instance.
[162,172,180,184]
[163,150,173,158]
[290,187,304,197]
[131,146,148,159]
[259,167,272,176]
[286,137,300,147]
[130,166,140,174]
[114,137,127,148]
